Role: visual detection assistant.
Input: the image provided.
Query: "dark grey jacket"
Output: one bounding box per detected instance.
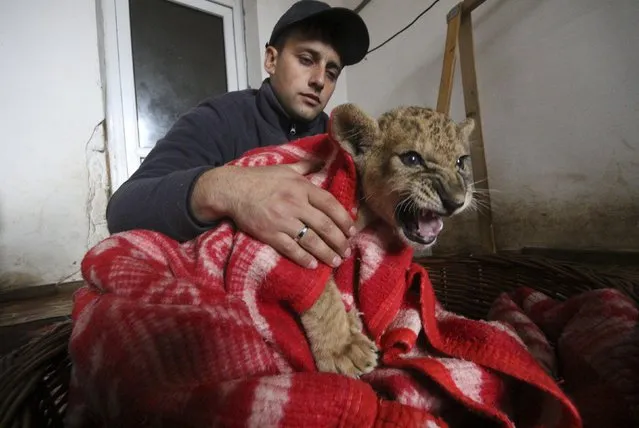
[106,79,329,241]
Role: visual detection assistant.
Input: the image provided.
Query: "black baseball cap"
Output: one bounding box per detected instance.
[267,1,370,66]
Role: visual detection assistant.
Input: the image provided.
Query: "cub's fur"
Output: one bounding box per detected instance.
[300,104,476,378]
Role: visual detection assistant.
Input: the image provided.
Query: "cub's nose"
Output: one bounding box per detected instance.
[441,197,464,215]
[433,179,464,215]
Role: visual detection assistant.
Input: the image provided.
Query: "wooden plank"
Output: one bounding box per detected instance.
[436,3,462,114]
[458,10,496,253]
[462,0,488,13]
[0,280,82,303]
[0,282,81,327]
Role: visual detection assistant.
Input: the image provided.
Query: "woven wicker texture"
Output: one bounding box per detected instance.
[0,321,71,428]
[419,253,638,319]
[0,254,637,427]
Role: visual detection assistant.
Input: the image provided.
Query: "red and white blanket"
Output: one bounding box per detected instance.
[65,126,637,427]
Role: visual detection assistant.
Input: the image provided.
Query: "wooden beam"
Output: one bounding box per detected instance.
[462,0,488,13]
[0,282,81,327]
[458,10,496,253]
[436,3,462,113]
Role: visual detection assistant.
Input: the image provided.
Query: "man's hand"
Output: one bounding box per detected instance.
[190,161,356,269]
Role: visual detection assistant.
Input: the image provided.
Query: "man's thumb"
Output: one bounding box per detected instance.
[285,159,324,175]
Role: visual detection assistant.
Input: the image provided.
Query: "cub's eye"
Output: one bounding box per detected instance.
[399,151,424,167]
[456,154,470,170]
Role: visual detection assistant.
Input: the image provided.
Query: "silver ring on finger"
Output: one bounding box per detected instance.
[294,224,309,243]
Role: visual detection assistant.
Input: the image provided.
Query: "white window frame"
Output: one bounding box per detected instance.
[100,0,248,192]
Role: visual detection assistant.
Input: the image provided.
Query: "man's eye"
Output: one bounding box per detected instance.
[299,56,313,65]
[327,71,338,81]
[399,151,424,167]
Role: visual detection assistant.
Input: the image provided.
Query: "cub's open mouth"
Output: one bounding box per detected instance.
[395,202,444,246]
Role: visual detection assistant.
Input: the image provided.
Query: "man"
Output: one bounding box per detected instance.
[106,1,370,270]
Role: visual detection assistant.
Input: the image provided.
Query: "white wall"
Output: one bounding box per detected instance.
[0,0,109,290]
[6,0,635,291]
[348,0,639,254]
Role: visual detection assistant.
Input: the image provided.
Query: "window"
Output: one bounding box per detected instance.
[101,0,247,191]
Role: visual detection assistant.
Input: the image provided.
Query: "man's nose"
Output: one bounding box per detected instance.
[309,67,325,90]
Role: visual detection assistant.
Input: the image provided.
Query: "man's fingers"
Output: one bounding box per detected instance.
[273,232,318,269]
[299,206,351,259]
[282,220,343,268]
[308,187,357,239]
[294,226,344,268]
[284,159,324,176]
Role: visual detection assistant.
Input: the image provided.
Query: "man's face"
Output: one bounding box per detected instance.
[265,33,342,122]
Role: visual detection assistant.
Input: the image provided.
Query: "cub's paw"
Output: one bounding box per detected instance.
[315,328,378,378]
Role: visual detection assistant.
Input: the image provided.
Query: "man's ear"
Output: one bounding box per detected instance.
[264,45,278,75]
[329,103,380,157]
[458,117,476,141]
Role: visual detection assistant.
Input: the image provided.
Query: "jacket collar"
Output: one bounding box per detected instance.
[256,78,327,139]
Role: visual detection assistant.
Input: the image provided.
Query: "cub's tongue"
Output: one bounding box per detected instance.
[418,211,443,240]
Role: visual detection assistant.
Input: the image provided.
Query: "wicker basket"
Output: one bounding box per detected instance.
[0,254,637,427]
[0,321,71,428]
[420,253,638,319]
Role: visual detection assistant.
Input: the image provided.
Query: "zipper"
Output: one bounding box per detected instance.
[289,124,296,137]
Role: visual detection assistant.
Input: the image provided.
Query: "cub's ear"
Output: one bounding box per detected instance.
[458,117,476,141]
[329,103,380,157]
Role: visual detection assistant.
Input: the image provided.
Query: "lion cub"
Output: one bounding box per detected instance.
[300,103,476,378]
